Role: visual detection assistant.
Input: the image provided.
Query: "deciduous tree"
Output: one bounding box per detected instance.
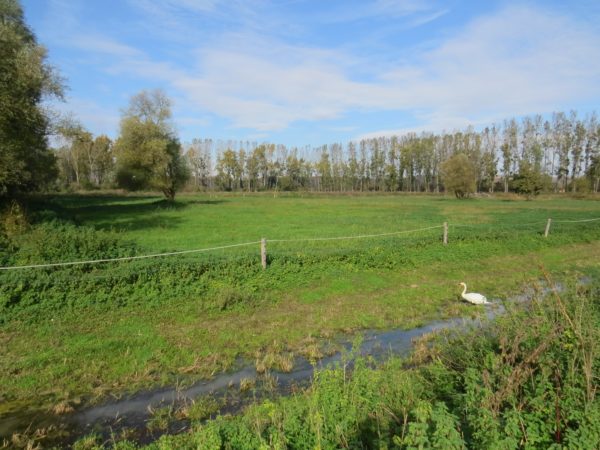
[0,0,63,198]
[440,153,477,199]
[114,89,188,200]
[512,160,544,199]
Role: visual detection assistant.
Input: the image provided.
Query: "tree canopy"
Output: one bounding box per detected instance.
[114,89,188,200]
[512,160,546,199]
[55,117,114,189]
[440,153,477,199]
[0,0,63,198]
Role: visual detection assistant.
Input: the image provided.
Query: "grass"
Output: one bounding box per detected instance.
[1,192,599,437]
[130,278,600,449]
[42,192,599,252]
[176,396,220,422]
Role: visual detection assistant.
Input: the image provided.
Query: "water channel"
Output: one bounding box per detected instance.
[3,288,543,447]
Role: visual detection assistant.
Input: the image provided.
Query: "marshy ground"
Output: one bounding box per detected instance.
[1,192,599,447]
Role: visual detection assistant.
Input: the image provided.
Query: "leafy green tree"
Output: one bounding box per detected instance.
[501,119,518,193]
[553,112,572,192]
[512,160,544,198]
[369,138,385,191]
[246,145,268,191]
[282,151,309,190]
[90,134,114,187]
[185,139,211,190]
[55,117,93,188]
[481,126,499,192]
[0,0,63,198]
[346,142,360,191]
[215,149,240,191]
[587,155,600,193]
[114,89,188,200]
[316,147,332,191]
[385,137,399,191]
[440,153,477,199]
[570,120,587,192]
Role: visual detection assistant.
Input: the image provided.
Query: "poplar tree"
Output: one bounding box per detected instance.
[215,149,240,191]
[501,119,518,193]
[185,139,212,190]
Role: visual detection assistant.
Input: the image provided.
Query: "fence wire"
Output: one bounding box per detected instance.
[0,217,598,271]
[268,225,443,243]
[0,241,261,271]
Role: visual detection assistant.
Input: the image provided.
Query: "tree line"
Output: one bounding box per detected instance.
[51,109,600,198]
[2,0,600,203]
[203,113,599,195]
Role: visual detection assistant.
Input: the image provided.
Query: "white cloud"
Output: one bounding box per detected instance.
[129,0,221,15]
[167,5,600,132]
[71,35,141,58]
[407,8,450,27]
[173,42,368,130]
[319,0,437,23]
[47,2,600,139]
[51,97,121,138]
[361,5,600,135]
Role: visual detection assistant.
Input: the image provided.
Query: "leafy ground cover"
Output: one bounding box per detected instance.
[0,193,599,445]
[87,276,598,449]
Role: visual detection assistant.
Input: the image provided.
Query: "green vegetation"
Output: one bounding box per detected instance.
[440,153,477,198]
[0,0,62,198]
[146,405,175,433]
[176,396,221,423]
[0,193,599,447]
[115,90,188,201]
[1,1,599,447]
[118,278,598,449]
[55,117,114,190]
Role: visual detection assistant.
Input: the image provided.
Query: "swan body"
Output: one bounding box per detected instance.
[459,282,489,305]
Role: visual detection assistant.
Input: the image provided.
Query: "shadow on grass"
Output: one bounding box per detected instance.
[27,194,227,233]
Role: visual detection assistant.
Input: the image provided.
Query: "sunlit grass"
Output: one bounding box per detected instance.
[48,192,600,252]
[1,193,599,419]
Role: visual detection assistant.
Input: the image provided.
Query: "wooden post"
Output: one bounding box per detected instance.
[544,218,552,238]
[261,238,267,269]
[443,222,448,245]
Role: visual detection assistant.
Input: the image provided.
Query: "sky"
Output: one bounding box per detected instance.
[23,0,600,147]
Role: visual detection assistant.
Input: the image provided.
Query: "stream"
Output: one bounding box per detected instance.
[2,290,536,447]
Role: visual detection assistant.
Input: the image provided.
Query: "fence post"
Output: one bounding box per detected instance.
[443,222,448,245]
[261,238,267,269]
[544,218,552,238]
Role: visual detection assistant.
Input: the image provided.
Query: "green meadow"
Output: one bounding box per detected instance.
[1,193,600,444]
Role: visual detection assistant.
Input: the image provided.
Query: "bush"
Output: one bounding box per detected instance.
[11,220,136,266]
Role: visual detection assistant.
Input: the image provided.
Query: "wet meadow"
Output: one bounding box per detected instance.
[1,192,599,447]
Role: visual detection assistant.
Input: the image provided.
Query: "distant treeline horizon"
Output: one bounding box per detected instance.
[55,110,600,194]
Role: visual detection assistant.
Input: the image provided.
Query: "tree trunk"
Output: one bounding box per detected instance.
[163,187,176,201]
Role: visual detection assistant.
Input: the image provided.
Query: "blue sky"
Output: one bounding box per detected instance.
[23,0,600,147]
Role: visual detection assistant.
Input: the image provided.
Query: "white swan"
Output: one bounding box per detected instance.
[459,282,489,305]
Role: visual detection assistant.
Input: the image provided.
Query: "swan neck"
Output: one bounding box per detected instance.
[461,284,467,295]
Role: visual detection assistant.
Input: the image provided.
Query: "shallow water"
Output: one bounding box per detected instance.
[0,288,546,446]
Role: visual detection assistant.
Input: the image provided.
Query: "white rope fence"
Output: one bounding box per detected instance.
[0,241,261,271]
[450,221,546,228]
[0,217,598,271]
[552,218,600,223]
[268,225,443,243]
